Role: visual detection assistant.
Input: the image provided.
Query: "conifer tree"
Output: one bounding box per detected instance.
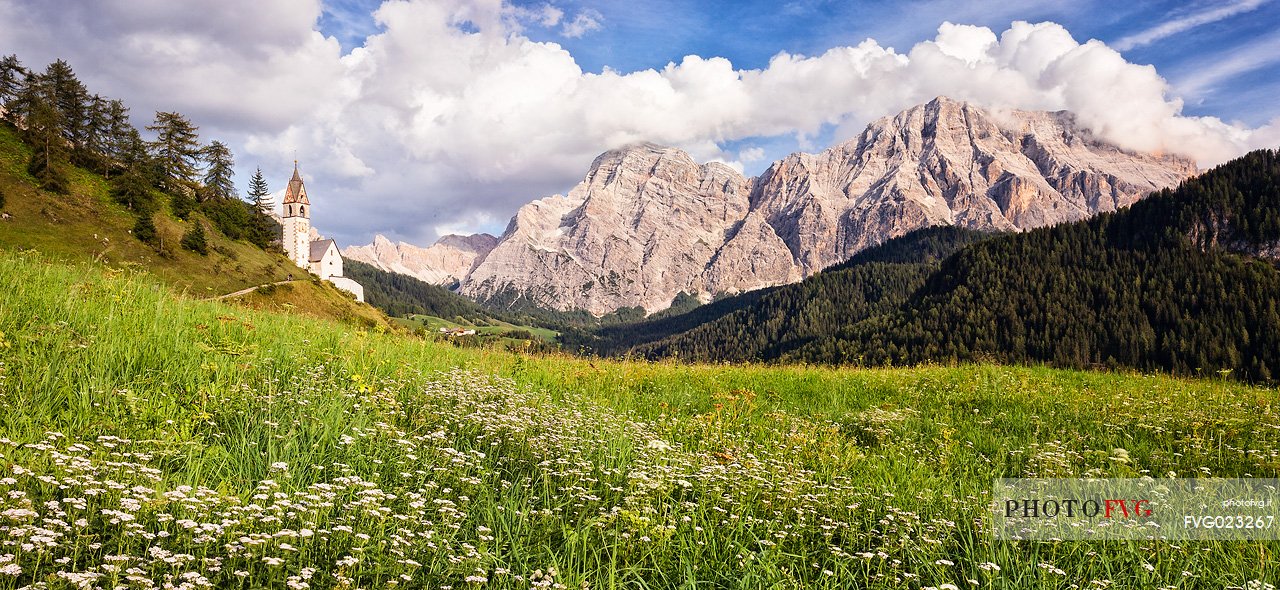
[147,111,201,195]
[181,221,208,255]
[112,167,157,213]
[248,167,272,213]
[42,60,89,149]
[82,95,110,165]
[18,74,69,194]
[117,126,150,170]
[200,140,235,201]
[0,54,24,116]
[95,99,137,179]
[104,100,132,157]
[170,189,196,221]
[133,213,158,246]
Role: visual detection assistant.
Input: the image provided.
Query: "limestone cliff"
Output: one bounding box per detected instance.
[449,97,1194,315]
[343,233,498,286]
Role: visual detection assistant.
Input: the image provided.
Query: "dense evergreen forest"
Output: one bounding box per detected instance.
[0,54,278,252]
[833,149,1280,380]
[561,226,991,357]
[346,259,572,332]
[345,259,500,321]
[590,151,1280,382]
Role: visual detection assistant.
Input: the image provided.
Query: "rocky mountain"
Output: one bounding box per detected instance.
[604,149,1280,381]
[461,143,758,315]
[457,97,1197,315]
[343,233,498,286]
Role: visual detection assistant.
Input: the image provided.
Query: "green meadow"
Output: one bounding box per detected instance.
[1,249,1278,589]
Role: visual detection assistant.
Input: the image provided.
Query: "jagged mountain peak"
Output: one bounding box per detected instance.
[343,232,499,287]
[447,98,1197,316]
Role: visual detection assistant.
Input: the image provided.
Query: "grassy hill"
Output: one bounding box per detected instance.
[0,247,1277,588]
[222,277,390,330]
[0,124,288,295]
[0,122,390,329]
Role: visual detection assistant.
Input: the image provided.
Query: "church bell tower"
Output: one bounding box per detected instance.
[281,161,311,269]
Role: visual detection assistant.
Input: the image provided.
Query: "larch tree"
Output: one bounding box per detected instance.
[181,221,208,255]
[147,111,201,195]
[101,99,137,178]
[248,167,272,213]
[201,140,236,201]
[42,60,90,151]
[81,94,112,173]
[0,54,25,116]
[18,73,69,193]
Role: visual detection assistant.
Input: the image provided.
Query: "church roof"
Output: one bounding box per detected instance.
[309,239,337,263]
[283,162,310,205]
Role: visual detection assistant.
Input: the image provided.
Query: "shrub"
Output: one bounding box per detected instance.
[181,222,208,255]
[170,189,195,220]
[112,169,158,214]
[132,214,158,246]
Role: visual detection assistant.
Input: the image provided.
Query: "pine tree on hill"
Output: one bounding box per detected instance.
[147,111,201,195]
[132,213,158,246]
[111,167,157,214]
[104,100,131,153]
[201,140,235,201]
[117,126,151,175]
[0,54,24,115]
[170,189,196,221]
[98,99,137,179]
[248,167,272,213]
[17,73,69,194]
[181,222,208,255]
[42,60,90,152]
[80,94,112,173]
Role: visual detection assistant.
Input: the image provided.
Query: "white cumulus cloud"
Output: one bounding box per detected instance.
[0,0,1275,247]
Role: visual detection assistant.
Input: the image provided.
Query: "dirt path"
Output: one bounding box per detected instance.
[213,279,298,300]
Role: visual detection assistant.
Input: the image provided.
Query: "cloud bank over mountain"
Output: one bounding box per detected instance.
[1,0,1276,246]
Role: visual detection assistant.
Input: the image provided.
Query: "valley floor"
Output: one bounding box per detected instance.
[0,250,1278,589]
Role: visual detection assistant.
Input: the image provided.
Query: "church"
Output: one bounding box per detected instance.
[279,163,365,302]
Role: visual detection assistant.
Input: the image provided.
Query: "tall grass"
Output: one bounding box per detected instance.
[0,249,1277,589]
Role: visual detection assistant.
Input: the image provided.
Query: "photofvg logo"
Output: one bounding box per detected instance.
[1004,497,1153,520]
[993,479,1280,540]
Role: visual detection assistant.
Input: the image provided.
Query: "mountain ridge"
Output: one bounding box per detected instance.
[605,149,1280,381]
[342,232,498,287]
[357,97,1197,315]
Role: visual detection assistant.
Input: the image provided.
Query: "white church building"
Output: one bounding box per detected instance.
[279,163,365,302]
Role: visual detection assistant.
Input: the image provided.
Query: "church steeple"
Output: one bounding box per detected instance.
[282,160,310,218]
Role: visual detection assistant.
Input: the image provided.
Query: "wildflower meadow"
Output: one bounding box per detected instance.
[0,250,1277,588]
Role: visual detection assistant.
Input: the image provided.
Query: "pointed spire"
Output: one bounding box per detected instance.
[282,160,310,207]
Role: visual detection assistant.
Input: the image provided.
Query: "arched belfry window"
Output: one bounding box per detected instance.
[300,205,306,217]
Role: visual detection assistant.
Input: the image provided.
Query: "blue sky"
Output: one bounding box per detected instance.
[322,0,1280,126]
[4,0,1278,246]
